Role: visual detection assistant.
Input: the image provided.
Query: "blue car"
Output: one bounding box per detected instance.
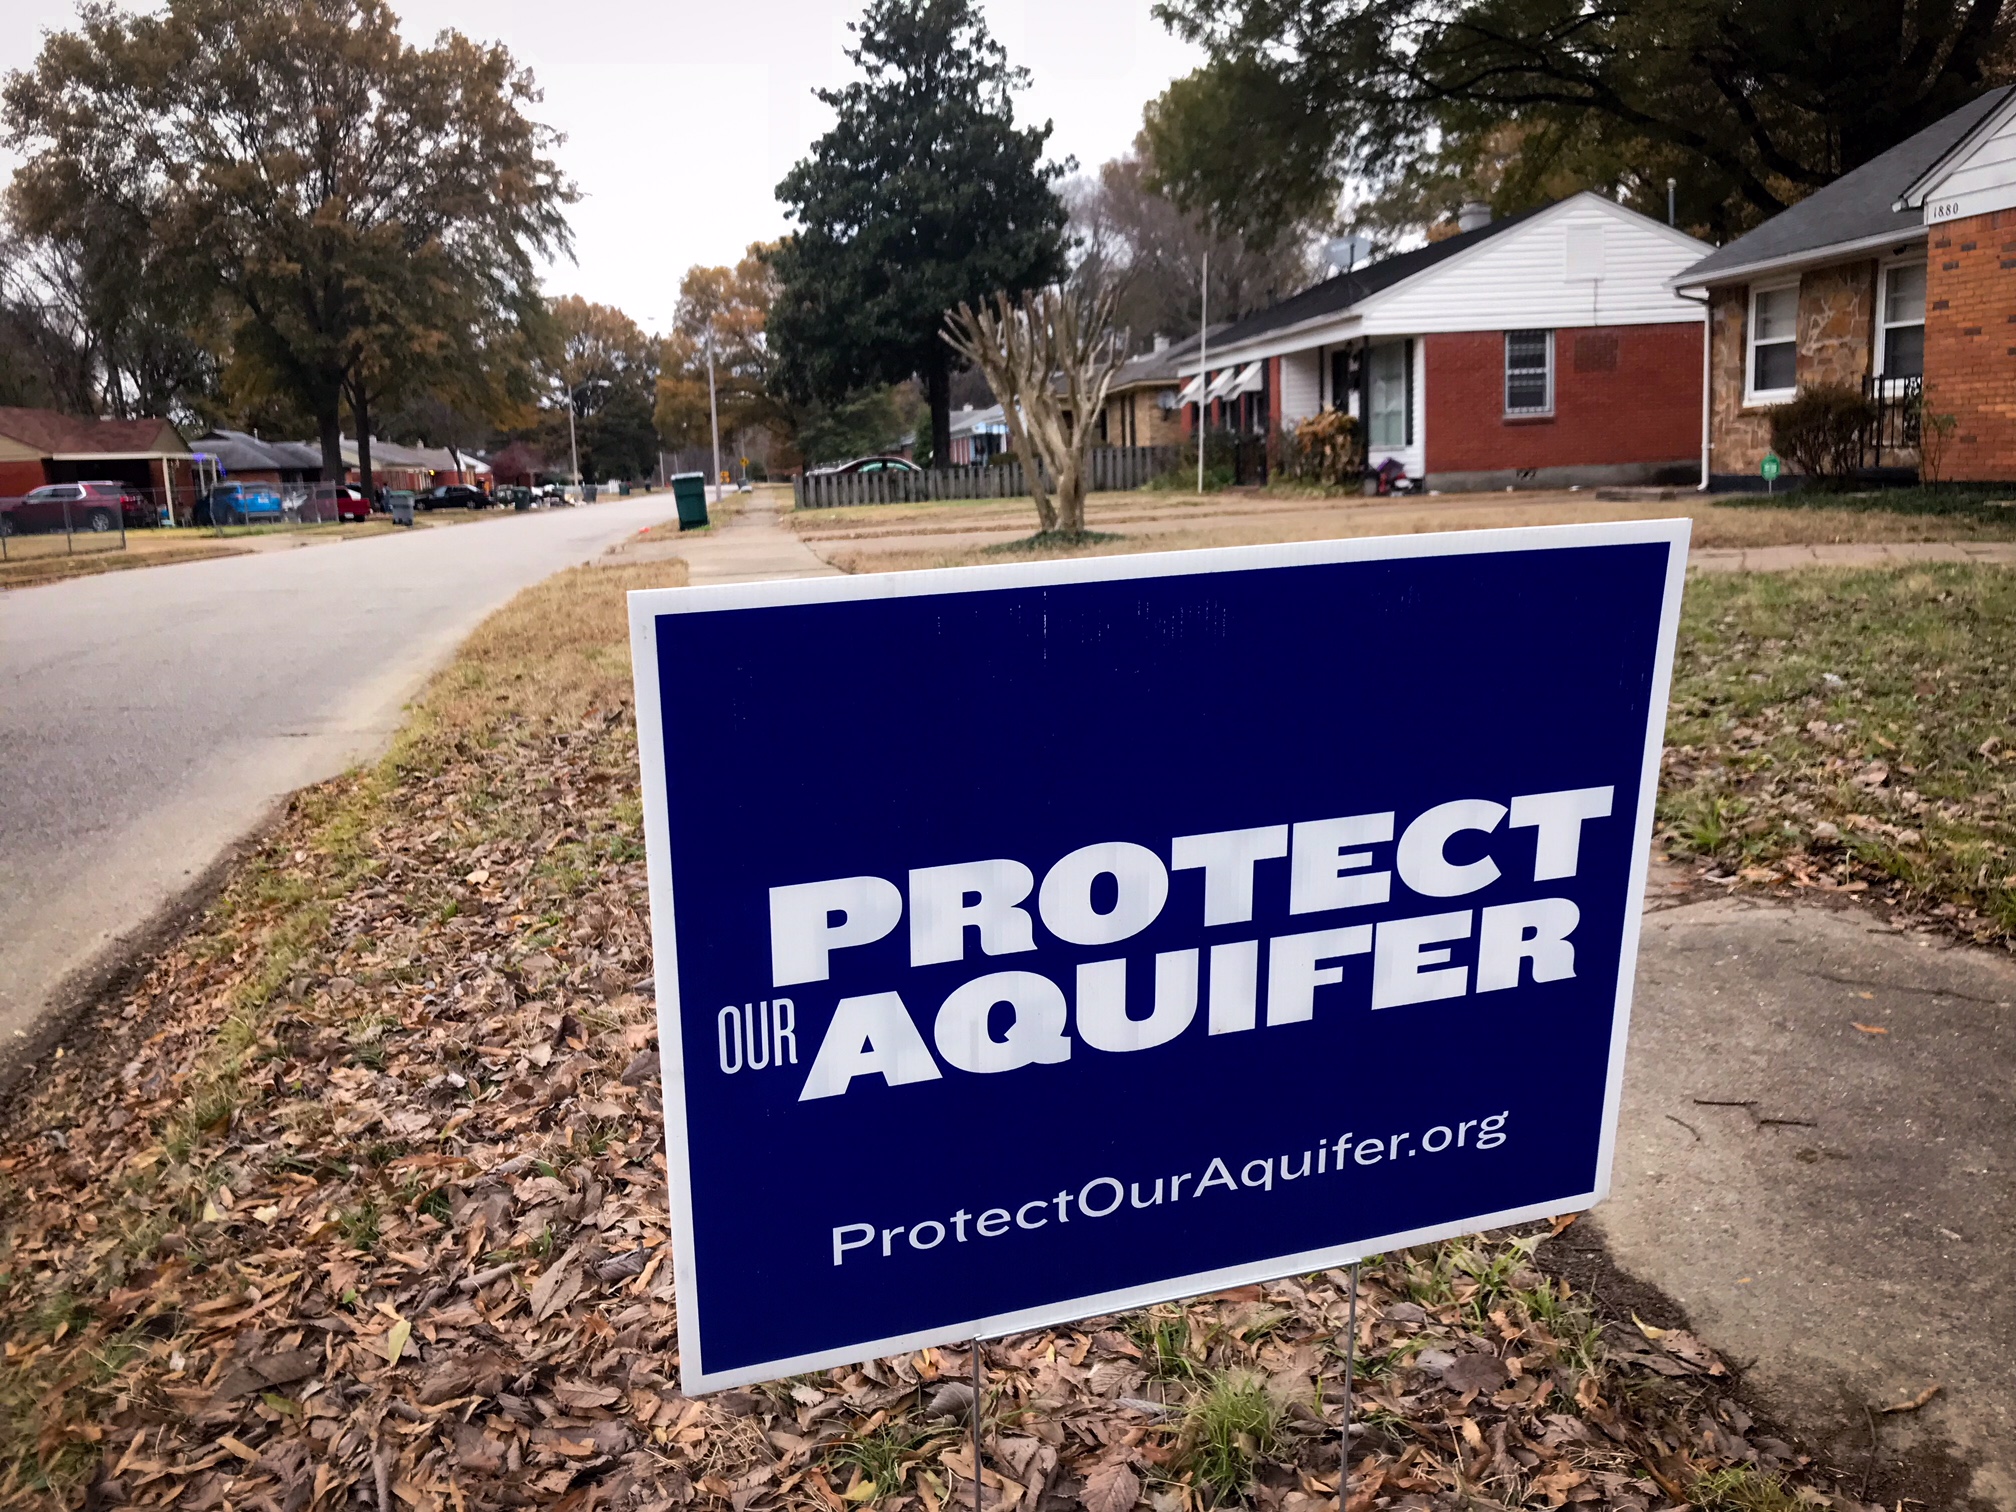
[203,483,287,526]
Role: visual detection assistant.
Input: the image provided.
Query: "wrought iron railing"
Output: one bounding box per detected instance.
[1862,372,1923,465]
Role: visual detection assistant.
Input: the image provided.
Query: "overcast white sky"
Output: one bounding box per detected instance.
[4,0,1202,335]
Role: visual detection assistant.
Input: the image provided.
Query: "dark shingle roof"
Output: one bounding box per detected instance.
[194,429,290,472]
[1109,328,1220,389]
[1199,206,1548,354]
[1676,88,2013,286]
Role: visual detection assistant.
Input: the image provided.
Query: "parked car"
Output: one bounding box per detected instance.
[305,483,372,523]
[809,455,920,476]
[200,482,286,526]
[415,483,491,510]
[0,480,149,535]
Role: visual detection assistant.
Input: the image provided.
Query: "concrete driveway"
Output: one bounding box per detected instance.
[0,496,679,1076]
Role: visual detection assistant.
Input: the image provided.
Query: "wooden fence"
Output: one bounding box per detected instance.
[794,446,1179,509]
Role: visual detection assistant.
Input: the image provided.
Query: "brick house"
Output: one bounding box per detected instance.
[1672,86,2016,484]
[0,407,197,514]
[1176,192,1711,490]
[1095,335,1199,449]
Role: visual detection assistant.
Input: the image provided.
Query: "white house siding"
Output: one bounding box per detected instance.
[1924,100,2016,223]
[1357,195,1707,337]
[1278,350,1322,426]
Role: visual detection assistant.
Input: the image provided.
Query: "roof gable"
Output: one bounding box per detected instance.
[1197,206,1546,354]
[1899,88,2016,225]
[1192,193,1707,362]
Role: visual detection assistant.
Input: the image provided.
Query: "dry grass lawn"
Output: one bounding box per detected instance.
[789,486,2016,574]
[0,533,248,588]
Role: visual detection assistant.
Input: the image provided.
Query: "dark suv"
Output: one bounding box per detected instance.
[0,480,151,535]
[416,484,491,510]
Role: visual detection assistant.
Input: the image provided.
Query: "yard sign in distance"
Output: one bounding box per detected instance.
[629,521,1690,1392]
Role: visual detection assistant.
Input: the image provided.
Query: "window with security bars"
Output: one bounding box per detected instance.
[1505,330,1553,415]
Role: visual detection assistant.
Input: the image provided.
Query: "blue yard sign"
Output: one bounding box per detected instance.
[629,521,1689,1392]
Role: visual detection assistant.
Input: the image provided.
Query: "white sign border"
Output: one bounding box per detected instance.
[628,518,1692,1392]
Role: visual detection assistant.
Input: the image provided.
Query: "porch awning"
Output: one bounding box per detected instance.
[1203,368,1241,402]
[1175,374,1205,405]
[1227,362,1266,397]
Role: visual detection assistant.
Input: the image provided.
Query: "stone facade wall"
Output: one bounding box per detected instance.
[1924,210,2016,482]
[1708,262,1879,477]
[1798,262,1876,388]
[1708,287,1773,473]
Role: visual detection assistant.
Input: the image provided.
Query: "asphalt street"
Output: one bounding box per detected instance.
[0,496,680,1068]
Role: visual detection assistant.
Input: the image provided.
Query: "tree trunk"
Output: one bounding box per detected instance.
[318,399,345,486]
[1001,404,1055,534]
[1055,440,1086,534]
[926,344,952,470]
[351,384,375,497]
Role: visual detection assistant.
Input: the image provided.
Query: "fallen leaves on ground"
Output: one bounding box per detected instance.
[0,561,1874,1512]
[1660,565,2016,949]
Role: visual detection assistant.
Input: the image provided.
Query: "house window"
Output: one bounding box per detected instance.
[1747,283,1799,401]
[1879,262,1926,380]
[1505,330,1553,415]
[1367,341,1410,448]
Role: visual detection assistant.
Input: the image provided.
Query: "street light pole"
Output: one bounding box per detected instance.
[1196,249,1209,495]
[567,396,581,492]
[706,327,724,505]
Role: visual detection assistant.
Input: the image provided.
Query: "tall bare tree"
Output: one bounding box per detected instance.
[944,285,1127,537]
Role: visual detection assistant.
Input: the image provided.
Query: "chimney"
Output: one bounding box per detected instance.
[1153,333,1170,353]
[1457,201,1492,233]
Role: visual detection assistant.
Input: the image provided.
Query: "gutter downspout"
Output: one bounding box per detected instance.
[1686,291,1712,491]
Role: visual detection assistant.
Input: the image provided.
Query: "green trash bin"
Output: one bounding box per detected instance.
[670,472,709,531]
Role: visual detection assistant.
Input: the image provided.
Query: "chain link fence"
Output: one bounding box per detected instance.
[0,491,131,562]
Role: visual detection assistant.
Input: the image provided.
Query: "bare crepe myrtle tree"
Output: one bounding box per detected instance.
[944,282,1127,536]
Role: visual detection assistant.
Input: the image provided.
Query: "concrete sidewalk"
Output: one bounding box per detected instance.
[606,489,840,584]
[1597,889,2016,1508]
[1690,539,2016,571]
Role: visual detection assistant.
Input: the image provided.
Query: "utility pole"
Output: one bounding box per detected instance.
[566,393,581,493]
[706,327,724,505]
[1196,250,1209,495]
[1667,178,1678,227]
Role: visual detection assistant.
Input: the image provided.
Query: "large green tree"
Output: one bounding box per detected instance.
[3,0,572,481]
[1147,0,2016,244]
[770,0,1067,464]
[545,295,658,482]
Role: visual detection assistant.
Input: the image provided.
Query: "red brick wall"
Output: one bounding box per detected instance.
[1924,210,2016,481]
[1423,323,1701,474]
[0,459,49,497]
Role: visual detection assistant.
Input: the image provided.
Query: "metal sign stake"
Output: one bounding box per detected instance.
[970,1338,984,1511]
[1338,1262,1360,1512]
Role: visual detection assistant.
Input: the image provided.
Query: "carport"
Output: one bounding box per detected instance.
[0,407,197,523]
